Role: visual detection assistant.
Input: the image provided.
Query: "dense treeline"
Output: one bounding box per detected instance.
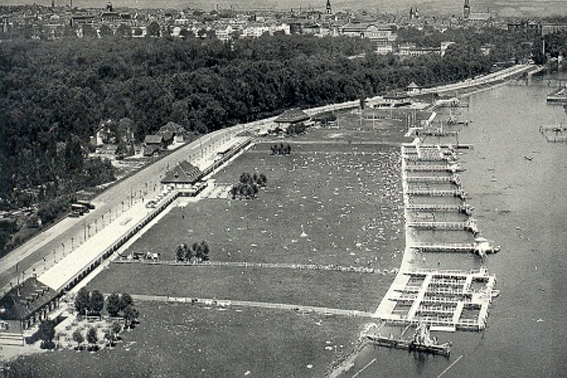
[0,29,538,239]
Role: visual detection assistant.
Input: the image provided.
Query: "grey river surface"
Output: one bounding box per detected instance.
[342,73,567,378]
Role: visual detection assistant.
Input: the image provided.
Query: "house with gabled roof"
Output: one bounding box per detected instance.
[160,160,203,188]
[143,134,164,156]
[274,108,311,127]
[0,277,59,330]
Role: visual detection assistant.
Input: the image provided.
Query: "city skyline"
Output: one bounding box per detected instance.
[3,0,567,17]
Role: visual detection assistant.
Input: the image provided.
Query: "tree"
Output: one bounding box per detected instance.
[116,24,131,38]
[38,320,56,349]
[99,24,113,38]
[123,305,140,329]
[119,293,133,312]
[147,22,161,38]
[176,244,187,261]
[75,287,90,316]
[258,173,267,187]
[196,240,209,261]
[72,329,84,349]
[90,290,105,316]
[106,293,121,316]
[86,326,98,348]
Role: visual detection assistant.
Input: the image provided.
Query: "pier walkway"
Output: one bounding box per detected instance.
[377,268,498,331]
[407,218,479,235]
[406,188,467,199]
[404,164,464,173]
[405,175,461,185]
[407,203,473,215]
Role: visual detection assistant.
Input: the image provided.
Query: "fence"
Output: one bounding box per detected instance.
[113,259,375,274]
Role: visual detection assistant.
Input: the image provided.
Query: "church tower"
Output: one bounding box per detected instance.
[463,0,471,18]
[325,0,332,14]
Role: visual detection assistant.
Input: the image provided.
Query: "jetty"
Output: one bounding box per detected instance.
[411,238,500,257]
[405,175,461,185]
[403,154,455,162]
[407,218,479,235]
[406,188,467,199]
[404,164,464,173]
[406,203,473,215]
[418,128,460,137]
[377,267,498,332]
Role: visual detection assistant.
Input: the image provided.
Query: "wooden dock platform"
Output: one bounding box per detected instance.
[404,164,464,173]
[405,175,461,185]
[407,218,479,235]
[407,203,473,215]
[378,268,498,331]
[406,188,467,199]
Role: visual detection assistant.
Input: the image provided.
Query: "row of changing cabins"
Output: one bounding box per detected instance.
[0,138,252,338]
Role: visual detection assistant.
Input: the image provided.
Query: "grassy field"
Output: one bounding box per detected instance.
[7,302,369,378]
[126,142,404,267]
[14,116,409,376]
[91,264,393,313]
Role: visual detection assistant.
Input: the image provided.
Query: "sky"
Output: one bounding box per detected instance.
[3,0,567,17]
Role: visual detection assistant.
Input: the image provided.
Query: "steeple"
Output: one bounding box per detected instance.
[325,0,332,14]
[463,0,471,19]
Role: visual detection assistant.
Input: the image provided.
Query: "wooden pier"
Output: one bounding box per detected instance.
[404,164,464,173]
[378,268,498,331]
[406,203,473,215]
[407,218,479,235]
[419,129,460,137]
[406,188,467,199]
[405,175,461,185]
[403,154,455,162]
[411,239,500,256]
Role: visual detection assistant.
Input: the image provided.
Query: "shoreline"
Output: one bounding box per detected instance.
[326,66,526,376]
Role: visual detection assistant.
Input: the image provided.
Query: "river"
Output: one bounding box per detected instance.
[339,71,567,378]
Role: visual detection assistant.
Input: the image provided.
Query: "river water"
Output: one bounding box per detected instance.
[340,72,567,378]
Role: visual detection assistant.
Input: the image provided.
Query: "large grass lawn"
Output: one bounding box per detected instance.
[126,141,404,268]
[9,302,369,378]
[90,264,393,313]
[14,117,409,376]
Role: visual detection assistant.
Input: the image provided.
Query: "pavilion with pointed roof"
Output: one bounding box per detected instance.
[274,108,311,126]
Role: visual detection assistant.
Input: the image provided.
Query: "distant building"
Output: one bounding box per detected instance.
[325,0,332,15]
[463,0,471,19]
[338,22,397,53]
[143,135,164,156]
[397,44,441,56]
[463,0,493,22]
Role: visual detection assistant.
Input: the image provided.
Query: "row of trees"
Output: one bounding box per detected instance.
[270,143,292,155]
[74,289,139,327]
[175,240,210,262]
[72,321,123,351]
[229,172,268,200]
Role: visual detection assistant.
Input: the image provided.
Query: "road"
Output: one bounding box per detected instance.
[0,122,270,295]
